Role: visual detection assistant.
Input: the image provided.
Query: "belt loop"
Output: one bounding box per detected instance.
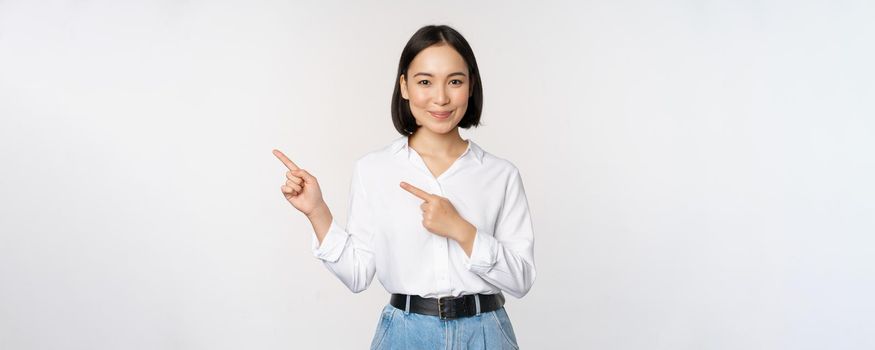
[474,294,481,315]
[404,294,411,315]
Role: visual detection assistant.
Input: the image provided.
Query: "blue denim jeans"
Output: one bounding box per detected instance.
[370,303,520,349]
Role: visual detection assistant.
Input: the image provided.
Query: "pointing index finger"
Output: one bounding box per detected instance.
[400,181,433,202]
[272,149,300,171]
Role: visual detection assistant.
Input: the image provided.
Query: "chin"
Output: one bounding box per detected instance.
[421,122,459,135]
[414,116,459,134]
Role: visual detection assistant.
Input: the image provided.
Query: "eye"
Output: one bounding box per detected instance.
[450,79,464,85]
[418,80,430,86]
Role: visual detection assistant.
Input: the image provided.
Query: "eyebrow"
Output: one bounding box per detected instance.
[412,72,467,78]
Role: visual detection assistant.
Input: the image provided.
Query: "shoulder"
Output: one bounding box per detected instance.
[470,141,528,195]
[477,147,530,200]
[477,143,522,178]
[484,153,519,173]
[352,136,406,171]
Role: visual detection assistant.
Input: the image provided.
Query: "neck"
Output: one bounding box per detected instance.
[408,127,467,157]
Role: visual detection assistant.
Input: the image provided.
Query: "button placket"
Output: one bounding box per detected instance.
[432,179,451,293]
[406,144,460,295]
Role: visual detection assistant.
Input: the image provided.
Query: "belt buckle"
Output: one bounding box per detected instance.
[438,296,458,320]
[438,297,464,320]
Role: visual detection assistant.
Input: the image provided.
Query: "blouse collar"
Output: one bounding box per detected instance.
[390,135,484,165]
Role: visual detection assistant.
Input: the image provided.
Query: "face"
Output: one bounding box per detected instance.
[400,44,471,135]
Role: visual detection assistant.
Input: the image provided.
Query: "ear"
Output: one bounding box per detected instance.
[399,74,409,100]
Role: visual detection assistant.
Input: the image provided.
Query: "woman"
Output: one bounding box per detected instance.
[273,24,536,349]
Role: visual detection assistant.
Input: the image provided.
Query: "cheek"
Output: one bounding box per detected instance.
[450,89,469,105]
[409,89,430,108]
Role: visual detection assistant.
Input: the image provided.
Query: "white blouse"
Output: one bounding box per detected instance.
[310,135,536,299]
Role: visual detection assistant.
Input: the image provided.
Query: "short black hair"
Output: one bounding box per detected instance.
[391,25,483,136]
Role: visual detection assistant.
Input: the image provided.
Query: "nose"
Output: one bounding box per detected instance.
[433,85,449,106]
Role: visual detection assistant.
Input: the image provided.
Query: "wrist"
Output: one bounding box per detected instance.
[453,221,477,245]
[306,202,331,221]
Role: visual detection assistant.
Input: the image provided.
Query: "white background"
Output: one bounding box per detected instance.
[1,0,873,349]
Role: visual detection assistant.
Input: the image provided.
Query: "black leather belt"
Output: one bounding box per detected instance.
[389,293,505,320]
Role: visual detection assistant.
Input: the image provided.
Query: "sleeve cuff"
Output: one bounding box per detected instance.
[311,219,349,263]
[464,229,499,274]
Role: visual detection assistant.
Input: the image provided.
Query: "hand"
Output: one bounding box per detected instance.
[400,181,475,243]
[273,149,327,217]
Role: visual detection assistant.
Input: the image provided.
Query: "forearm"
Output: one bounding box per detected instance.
[307,202,333,246]
[452,221,477,257]
[482,243,536,297]
[459,225,536,298]
[308,203,377,294]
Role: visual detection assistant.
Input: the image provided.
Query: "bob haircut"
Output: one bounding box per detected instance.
[391,25,483,136]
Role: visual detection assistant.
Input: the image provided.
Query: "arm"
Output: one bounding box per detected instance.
[307,203,333,245]
[309,161,377,293]
[461,168,537,298]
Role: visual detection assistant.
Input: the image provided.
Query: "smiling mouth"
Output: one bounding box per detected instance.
[428,111,452,119]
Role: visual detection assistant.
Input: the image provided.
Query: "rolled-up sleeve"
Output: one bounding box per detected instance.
[464,168,537,298]
[310,161,377,293]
